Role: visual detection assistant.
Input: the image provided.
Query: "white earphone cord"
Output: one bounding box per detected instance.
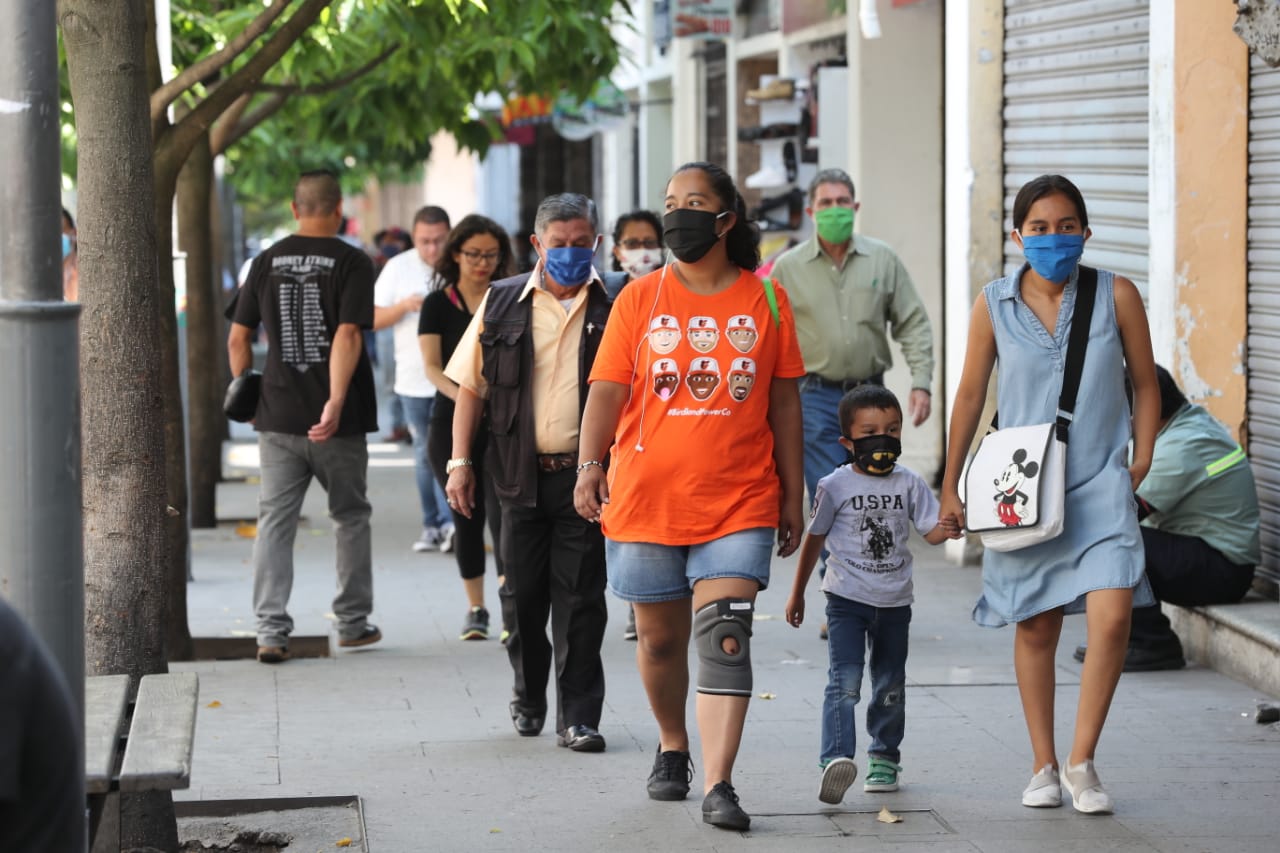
[629,252,673,453]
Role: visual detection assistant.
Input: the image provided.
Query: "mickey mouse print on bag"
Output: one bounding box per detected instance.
[994,448,1040,528]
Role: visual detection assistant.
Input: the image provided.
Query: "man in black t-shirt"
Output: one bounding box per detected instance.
[229,170,382,663]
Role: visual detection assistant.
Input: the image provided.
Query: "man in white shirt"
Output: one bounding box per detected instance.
[373,205,456,552]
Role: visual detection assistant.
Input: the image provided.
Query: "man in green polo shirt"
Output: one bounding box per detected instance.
[770,168,934,522]
[1075,365,1260,671]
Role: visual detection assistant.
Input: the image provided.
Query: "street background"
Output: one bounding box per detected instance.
[173,439,1280,852]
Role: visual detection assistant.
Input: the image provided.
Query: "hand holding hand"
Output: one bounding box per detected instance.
[936,513,964,540]
[938,491,966,534]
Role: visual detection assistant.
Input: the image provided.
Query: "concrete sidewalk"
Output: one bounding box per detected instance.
[175,440,1280,852]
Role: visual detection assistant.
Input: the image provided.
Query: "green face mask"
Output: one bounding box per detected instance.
[815,206,854,244]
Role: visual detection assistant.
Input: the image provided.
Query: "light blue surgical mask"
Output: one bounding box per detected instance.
[1018,232,1084,284]
[543,244,596,286]
[62,234,73,259]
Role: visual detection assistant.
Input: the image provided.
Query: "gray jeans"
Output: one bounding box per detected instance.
[253,431,373,646]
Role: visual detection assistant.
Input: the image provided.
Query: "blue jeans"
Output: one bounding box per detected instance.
[800,375,882,574]
[799,379,847,508]
[401,395,450,528]
[820,593,909,766]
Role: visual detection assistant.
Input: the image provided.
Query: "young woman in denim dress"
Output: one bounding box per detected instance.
[940,175,1159,815]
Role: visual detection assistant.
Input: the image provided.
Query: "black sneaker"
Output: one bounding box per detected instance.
[337,624,382,648]
[647,745,693,801]
[460,606,490,640]
[702,781,750,831]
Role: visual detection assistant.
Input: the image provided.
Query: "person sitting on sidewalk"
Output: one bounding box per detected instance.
[785,385,960,804]
[1075,364,1261,672]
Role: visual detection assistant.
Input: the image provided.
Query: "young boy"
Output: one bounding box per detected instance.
[785,385,960,804]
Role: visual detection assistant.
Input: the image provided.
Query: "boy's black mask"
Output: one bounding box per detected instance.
[848,434,901,476]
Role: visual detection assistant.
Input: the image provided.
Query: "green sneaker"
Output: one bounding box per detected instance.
[864,757,901,792]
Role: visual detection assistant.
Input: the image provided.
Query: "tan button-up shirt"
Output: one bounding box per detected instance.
[445,263,602,454]
[770,233,934,392]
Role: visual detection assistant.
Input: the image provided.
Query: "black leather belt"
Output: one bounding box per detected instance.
[805,373,884,393]
[537,452,577,473]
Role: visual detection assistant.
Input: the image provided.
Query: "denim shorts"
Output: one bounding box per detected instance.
[606,527,775,603]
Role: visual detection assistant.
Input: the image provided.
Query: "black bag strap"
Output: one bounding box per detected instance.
[1054,265,1098,440]
[991,265,1098,442]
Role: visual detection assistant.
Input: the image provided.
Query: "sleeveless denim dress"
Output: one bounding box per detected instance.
[973,265,1153,627]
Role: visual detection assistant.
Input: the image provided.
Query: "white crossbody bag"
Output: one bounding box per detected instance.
[963,266,1097,552]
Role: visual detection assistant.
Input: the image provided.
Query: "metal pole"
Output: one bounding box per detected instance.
[0,2,85,715]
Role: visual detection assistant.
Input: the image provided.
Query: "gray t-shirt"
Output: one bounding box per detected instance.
[810,463,941,607]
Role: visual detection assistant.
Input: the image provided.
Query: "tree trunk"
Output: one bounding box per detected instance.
[60,1,178,848]
[154,159,196,663]
[179,129,222,530]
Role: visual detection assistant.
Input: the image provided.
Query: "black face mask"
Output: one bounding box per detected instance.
[663,208,728,263]
[849,434,901,476]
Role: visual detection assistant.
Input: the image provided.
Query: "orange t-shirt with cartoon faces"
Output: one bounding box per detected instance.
[589,266,806,545]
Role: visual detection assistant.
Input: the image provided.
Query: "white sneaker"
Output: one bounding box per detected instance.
[818,757,857,804]
[438,521,456,554]
[412,526,440,553]
[1062,759,1113,814]
[1021,764,1062,808]
[745,164,788,190]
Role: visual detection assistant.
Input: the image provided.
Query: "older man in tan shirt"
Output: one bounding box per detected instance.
[445,193,612,754]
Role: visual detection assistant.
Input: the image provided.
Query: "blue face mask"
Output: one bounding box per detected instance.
[543,244,596,286]
[1019,232,1084,283]
[62,234,73,259]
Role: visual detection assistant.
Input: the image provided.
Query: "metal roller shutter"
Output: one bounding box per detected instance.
[1002,0,1150,294]
[1246,53,1280,588]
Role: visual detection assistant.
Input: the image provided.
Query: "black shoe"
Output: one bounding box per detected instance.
[337,624,382,648]
[737,122,800,142]
[1123,645,1186,672]
[1074,643,1186,672]
[783,140,797,182]
[702,781,750,831]
[509,701,545,737]
[557,724,606,752]
[647,745,693,801]
[751,188,804,230]
[460,606,490,640]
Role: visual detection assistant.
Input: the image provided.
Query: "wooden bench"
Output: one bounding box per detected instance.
[85,672,199,853]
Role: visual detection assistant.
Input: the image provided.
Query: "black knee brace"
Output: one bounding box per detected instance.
[693,598,754,697]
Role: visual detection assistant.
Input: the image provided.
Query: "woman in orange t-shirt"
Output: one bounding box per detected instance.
[574,162,805,831]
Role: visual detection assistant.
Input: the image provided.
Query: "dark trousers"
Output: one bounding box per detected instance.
[501,468,607,734]
[1133,526,1255,650]
[427,417,505,582]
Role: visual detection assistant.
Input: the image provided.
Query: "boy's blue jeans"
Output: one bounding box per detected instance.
[820,593,910,766]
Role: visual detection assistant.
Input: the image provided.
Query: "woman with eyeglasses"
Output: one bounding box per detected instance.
[574,162,805,831]
[419,215,515,642]
[612,210,665,282]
